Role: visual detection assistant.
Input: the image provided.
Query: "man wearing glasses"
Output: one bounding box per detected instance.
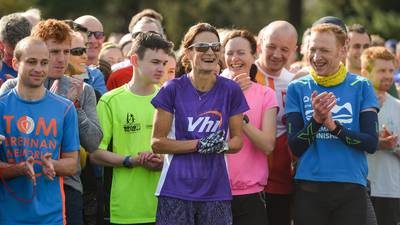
[74,15,108,95]
[74,15,104,67]
[0,19,103,225]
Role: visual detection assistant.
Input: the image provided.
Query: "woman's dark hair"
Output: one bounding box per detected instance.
[222,29,257,82]
[181,23,219,73]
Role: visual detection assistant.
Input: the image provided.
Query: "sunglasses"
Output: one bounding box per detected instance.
[131,30,162,38]
[88,31,104,39]
[70,47,87,56]
[189,42,221,52]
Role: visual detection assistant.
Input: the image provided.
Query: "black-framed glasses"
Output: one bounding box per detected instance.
[88,31,104,39]
[70,47,87,56]
[188,42,221,52]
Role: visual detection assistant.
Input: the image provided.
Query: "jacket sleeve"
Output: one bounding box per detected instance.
[77,84,103,152]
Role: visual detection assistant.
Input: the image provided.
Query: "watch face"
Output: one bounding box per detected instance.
[123,156,132,168]
[243,114,249,124]
[223,141,229,151]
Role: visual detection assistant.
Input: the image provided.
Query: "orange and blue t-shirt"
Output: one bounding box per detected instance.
[0,89,80,225]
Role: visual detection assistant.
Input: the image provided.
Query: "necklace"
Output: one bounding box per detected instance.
[187,74,214,101]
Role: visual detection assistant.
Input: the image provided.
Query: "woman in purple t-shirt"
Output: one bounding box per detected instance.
[151,23,249,225]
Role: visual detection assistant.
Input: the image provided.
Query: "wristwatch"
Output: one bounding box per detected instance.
[243,114,250,124]
[122,156,133,168]
[222,141,229,152]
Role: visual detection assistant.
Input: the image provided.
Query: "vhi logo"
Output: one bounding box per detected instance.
[187,111,222,133]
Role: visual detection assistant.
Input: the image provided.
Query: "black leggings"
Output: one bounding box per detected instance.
[265,193,292,225]
[294,181,366,225]
[232,192,268,225]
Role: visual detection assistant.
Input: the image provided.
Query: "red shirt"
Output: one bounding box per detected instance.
[106,66,133,90]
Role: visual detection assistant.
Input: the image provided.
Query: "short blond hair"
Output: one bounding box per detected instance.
[361,46,397,72]
[311,23,347,47]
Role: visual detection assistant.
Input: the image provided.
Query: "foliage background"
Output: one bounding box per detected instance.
[1,0,400,47]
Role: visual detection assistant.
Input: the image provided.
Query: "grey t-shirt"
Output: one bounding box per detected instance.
[368,93,400,198]
[0,76,103,193]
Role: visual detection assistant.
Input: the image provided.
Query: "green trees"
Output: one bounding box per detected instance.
[1,0,400,47]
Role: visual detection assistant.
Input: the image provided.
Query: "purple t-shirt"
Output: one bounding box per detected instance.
[151,74,249,201]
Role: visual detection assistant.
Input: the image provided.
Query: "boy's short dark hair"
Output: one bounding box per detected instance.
[130,32,173,59]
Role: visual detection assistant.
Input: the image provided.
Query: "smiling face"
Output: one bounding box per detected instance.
[75,16,104,64]
[347,32,370,71]
[259,28,297,76]
[69,34,88,74]
[187,31,220,75]
[224,36,256,77]
[308,31,346,76]
[14,42,49,88]
[369,59,395,92]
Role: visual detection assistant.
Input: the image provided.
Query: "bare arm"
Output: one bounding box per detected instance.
[90,149,139,167]
[151,108,198,154]
[52,151,79,176]
[0,161,29,179]
[243,108,277,155]
[225,113,245,154]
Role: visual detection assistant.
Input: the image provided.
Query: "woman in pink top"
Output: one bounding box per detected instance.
[222,29,279,225]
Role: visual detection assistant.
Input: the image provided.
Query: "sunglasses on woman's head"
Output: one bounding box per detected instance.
[189,42,221,52]
[131,30,162,38]
[87,31,104,39]
[70,47,87,56]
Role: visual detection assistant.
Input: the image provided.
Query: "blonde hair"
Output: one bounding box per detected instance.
[99,42,121,57]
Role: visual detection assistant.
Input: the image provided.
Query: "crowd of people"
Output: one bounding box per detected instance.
[0,7,399,225]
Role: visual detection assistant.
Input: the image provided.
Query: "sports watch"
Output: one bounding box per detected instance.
[123,156,133,168]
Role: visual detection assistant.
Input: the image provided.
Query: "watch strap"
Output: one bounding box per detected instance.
[123,156,133,168]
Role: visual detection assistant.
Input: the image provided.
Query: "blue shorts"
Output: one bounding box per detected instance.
[156,196,232,225]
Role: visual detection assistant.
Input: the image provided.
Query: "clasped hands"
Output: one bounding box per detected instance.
[135,152,163,171]
[21,152,55,186]
[379,125,399,153]
[311,91,337,131]
[0,135,55,186]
